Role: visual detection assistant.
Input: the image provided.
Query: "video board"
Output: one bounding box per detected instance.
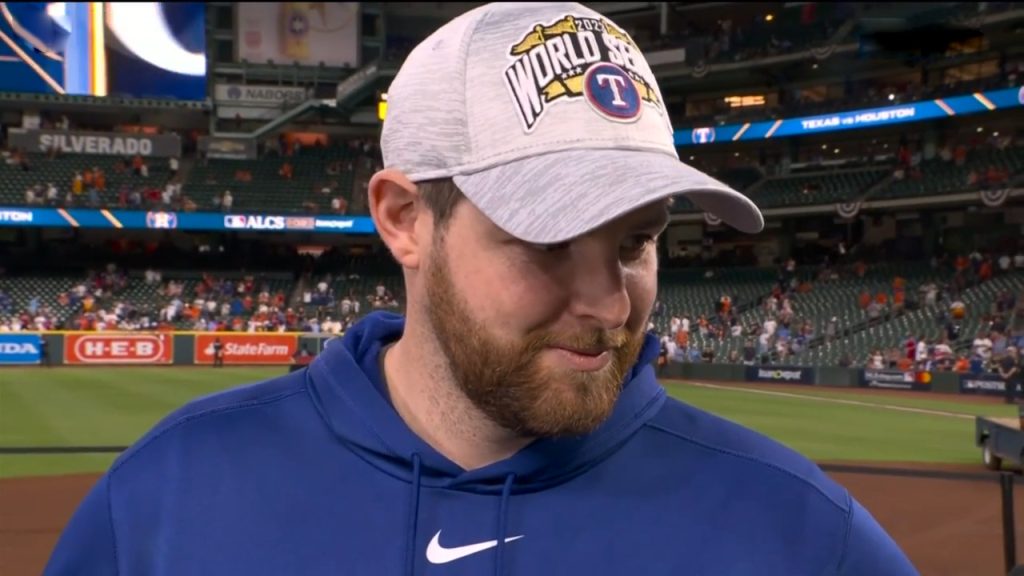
[0,2,206,100]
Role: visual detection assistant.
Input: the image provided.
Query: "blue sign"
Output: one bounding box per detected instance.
[0,207,377,235]
[0,334,43,365]
[677,86,1024,146]
[960,373,1008,396]
[745,365,815,385]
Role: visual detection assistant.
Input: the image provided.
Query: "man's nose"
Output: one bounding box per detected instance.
[564,251,631,331]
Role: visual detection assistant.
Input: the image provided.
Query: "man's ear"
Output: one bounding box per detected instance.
[368,169,424,270]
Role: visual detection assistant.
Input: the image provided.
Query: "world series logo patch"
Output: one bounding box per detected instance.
[503,14,662,133]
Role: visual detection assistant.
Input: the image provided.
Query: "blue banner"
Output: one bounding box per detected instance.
[0,207,377,235]
[960,373,1010,397]
[678,86,1024,146]
[0,334,43,365]
[745,365,815,385]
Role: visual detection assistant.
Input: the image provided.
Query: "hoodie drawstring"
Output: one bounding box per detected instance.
[406,453,422,576]
[494,473,516,576]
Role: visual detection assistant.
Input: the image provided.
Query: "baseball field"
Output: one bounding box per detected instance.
[0,367,1019,575]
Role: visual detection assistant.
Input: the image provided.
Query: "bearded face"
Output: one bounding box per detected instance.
[423,231,651,438]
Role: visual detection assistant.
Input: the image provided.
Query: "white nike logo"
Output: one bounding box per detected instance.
[425,530,525,565]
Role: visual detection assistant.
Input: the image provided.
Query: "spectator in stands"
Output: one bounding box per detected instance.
[757,328,771,357]
[973,330,994,367]
[953,354,970,373]
[222,191,234,212]
[742,338,756,366]
[999,347,1021,404]
[82,168,95,191]
[866,299,882,322]
[914,336,929,370]
[993,330,1010,359]
[858,289,871,310]
[24,187,38,205]
[161,183,174,206]
[169,156,179,179]
[825,316,838,342]
[132,155,144,176]
[279,161,294,180]
[933,338,954,370]
[46,183,58,205]
[868,349,885,370]
[701,345,715,364]
[331,196,348,214]
[72,172,83,197]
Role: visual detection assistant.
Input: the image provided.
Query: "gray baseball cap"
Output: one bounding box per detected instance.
[381,2,764,244]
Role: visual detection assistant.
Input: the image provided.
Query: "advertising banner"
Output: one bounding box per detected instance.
[745,365,815,385]
[64,333,173,365]
[213,83,310,120]
[677,87,1024,146]
[861,369,932,392]
[0,207,377,235]
[7,129,182,158]
[198,136,259,160]
[960,373,1010,397]
[236,3,360,68]
[194,334,298,365]
[214,83,308,105]
[0,334,43,365]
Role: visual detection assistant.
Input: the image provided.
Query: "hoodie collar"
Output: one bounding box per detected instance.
[307,311,666,493]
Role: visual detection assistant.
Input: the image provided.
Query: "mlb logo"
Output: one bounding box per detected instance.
[691,127,716,144]
[224,215,247,228]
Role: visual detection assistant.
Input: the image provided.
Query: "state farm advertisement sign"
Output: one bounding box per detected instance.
[194,334,297,365]
[65,334,173,364]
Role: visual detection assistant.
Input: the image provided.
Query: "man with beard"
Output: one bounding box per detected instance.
[46,3,915,576]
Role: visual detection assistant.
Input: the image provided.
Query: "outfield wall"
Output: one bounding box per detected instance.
[661,360,1008,397]
[0,332,1013,398]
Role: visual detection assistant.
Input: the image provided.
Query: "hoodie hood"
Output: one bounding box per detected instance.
[307,311,666,493]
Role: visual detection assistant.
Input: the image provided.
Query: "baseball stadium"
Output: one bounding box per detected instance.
[1,2,1024,575]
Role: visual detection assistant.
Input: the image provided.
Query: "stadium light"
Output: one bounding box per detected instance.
[765,13,774,22]
[723,95,765,108]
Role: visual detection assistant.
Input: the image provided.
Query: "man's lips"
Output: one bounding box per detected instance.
[552,346,608,356]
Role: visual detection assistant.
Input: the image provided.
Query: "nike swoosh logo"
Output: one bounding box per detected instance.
[425,530,524,565]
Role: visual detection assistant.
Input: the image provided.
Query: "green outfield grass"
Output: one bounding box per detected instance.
[0,367,1001,478]
[691,383,1017,418]
[0,367,286,478]
[663,383,992,465]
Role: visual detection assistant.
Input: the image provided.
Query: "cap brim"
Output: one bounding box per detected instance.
[452,149,764,245]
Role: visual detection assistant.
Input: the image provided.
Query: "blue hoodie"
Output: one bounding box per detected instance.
[46,312,917,575]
